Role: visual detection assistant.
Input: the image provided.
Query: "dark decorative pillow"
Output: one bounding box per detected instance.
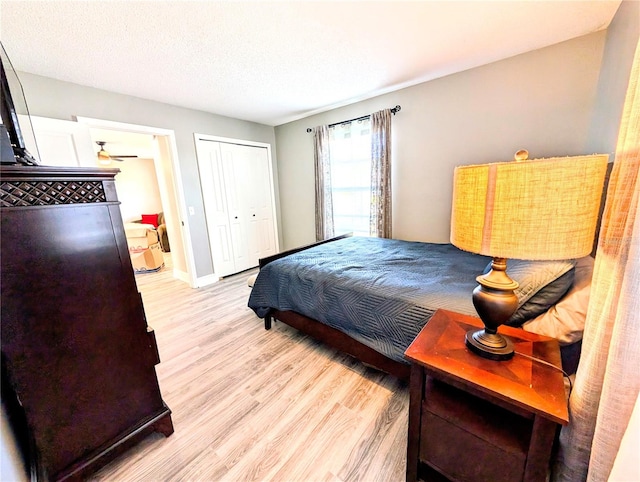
[509,268,575,326]
[523,256,594,345]
[483,259,576,327]
[141,214,159,228]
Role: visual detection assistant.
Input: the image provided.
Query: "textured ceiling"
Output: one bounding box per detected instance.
[1,1,621,126]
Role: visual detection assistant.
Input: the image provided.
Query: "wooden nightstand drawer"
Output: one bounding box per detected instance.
[419,378,531,482]
[423,378,532,453]
[420,411,525,482]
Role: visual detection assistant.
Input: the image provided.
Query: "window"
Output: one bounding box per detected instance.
[329,119,372,237]
[313,108,393,241]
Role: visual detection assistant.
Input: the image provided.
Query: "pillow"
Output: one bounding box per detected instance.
[523,256,594,345]
[509,267,575,326]
[482,258,576,327]
[141,214,159,228]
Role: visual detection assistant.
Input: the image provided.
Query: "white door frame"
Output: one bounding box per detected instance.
[76,116,196,287]
[194,133,279,279]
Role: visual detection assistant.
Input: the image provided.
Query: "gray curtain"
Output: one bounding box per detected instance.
[313,125,333,241]
[370,109,392,238]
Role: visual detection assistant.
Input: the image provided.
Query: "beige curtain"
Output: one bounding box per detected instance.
[553,40,640,482]
[608,391,640,480]
[370,109,392,238]
[313,125,334,241]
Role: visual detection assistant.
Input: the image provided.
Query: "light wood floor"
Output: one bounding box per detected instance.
[91,255,409,481]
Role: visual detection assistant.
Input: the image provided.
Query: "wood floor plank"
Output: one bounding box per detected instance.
[90,256,409,481]
[337,386,408,482]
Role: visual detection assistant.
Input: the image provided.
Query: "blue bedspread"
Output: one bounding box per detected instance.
[248,237,490,363]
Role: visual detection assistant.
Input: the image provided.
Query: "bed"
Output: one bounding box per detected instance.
[248,234,588,381]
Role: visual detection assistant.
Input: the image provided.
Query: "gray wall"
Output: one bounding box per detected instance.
[274,31,608,250]
[587,0,640,156]
[17,73,279,279]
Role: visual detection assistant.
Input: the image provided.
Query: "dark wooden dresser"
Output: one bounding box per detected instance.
[1,166,173,481]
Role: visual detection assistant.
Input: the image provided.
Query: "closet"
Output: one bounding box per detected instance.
[196,137,278,278]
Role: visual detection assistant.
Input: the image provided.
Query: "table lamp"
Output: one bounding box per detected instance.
[450,150,608,360]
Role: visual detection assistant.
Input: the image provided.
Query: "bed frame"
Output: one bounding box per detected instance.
[259,233,411,381]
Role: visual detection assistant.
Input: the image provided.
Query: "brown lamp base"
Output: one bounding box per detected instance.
[468,257,519,362]
[465,329,514,361]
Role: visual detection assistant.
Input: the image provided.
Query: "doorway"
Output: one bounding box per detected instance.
[77,117,195,286]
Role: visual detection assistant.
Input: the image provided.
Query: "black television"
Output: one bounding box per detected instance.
[1,42,39,165]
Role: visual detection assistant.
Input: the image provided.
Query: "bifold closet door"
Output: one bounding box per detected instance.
[219,142,277,270]
[197,139,277,278]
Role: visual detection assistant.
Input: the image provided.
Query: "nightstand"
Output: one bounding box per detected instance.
[405,309,569,482]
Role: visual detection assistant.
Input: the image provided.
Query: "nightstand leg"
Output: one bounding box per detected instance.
[523,415,558,482]
[407,364,424,482]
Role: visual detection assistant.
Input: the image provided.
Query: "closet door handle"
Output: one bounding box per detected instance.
[234,216,238,219]
[252,214,256,217]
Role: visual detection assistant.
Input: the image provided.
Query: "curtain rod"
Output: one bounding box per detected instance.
[306,105,401,133]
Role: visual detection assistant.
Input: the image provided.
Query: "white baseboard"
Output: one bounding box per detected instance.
[172,268,191,284]
[192,273,219,288]
[171,267,219,288]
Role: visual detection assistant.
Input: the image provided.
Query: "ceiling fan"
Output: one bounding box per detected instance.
[96,141,138,164]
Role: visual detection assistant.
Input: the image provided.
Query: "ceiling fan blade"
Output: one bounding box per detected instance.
[95,142,138,163]
[111,155,138,162]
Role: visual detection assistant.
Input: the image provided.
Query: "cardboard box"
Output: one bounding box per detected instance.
[126,228,159,253]
[124,222,159,253]
[130,242,164,273]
